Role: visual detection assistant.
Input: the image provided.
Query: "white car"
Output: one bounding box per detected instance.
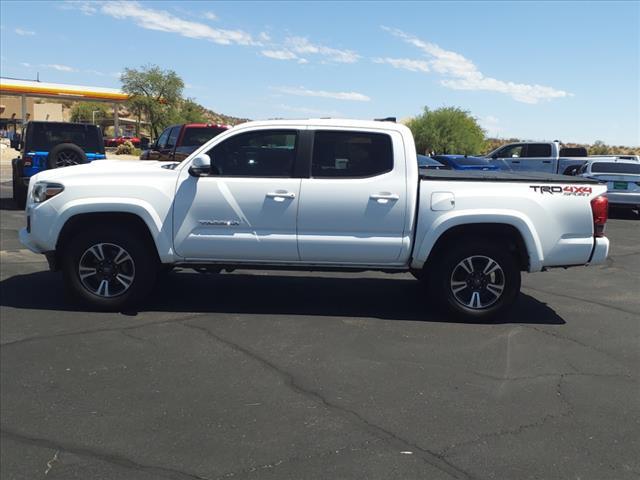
[19,119,610,320]
[578,159,640,210]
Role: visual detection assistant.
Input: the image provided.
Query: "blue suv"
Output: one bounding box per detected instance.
[11,121,106,207]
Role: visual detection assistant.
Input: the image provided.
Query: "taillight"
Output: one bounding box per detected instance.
[590,195,608,238]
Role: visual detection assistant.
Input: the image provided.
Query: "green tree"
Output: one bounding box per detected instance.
[69,102,110,126]
[407,107,485,155]
[120,65,184,138]
[589,140,610,155]
[166,98,207,125]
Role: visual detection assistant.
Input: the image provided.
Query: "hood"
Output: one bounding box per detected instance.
[32,159,178,183]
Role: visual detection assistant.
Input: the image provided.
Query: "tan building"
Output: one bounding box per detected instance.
[0,77,129,135]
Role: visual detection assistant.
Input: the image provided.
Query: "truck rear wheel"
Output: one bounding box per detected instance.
[429,241,520,321]
[62,227,156,311]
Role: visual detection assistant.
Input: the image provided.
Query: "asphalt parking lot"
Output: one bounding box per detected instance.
[0,178,638,480]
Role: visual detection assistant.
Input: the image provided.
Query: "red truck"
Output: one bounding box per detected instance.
[140,123,230,161]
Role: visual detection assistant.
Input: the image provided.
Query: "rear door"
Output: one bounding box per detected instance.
[296,129,408,265]
[173,128,302,261]
[519,143,554,173]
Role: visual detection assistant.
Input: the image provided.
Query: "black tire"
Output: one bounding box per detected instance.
[62,227,157,311]
[562,165,580,176]
[47,143,88,169]
[12,168,27,209]
[428,241,521,321]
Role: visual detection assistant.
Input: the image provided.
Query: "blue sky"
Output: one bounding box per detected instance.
[1,0,638,146]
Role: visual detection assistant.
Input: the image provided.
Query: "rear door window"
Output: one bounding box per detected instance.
[524,144,552,157]
[312,131,393,178]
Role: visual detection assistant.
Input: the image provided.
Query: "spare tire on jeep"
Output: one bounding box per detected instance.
[47,143,88,169]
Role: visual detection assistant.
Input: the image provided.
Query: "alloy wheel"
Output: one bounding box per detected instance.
[450,255,505,309]
[78,243,135,298]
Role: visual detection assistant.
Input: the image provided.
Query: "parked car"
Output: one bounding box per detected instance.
[140,123,230,162]
[432,154,500,171]
[589,154,640,162]
[20,119,609,320]
[11,121,105,208]
[484,141,594,175]
[417,154,449,170]
[577,159,640,210]
[105,136,141,147]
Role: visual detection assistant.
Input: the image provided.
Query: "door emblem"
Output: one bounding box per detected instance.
[198,220,241,226]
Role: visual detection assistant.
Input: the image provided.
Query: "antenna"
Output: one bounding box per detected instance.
[374,117,396,123]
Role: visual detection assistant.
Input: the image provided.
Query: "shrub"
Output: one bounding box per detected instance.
[115,140,135,155]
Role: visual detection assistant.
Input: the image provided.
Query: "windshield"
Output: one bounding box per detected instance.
[591,162,640,174]
[28,123,103,153]
[417,154,444,167]
[181,127,227,147]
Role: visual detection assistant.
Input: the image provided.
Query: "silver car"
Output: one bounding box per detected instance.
[578,159,640,210]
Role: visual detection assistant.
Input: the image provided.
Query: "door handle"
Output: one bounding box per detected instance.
[511,160,520,164]
[370,193,399,203]
[266,191,296,199]
[542,160,551,164]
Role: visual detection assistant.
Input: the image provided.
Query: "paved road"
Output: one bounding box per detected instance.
[1,179,638,480]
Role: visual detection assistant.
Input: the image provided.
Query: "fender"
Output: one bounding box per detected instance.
[411,209,545,272]
[50,198,178,263]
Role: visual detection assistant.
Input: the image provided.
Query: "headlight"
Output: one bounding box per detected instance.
[32,182,64,203]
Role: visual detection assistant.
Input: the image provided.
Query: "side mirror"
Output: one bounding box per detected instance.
[491,154,498,159]
[10,138,21,150]
[140,138,150,149]
[511,154,519,158]
[188,154,211,177]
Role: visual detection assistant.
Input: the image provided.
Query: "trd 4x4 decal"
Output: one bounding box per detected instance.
[529,185,593,196]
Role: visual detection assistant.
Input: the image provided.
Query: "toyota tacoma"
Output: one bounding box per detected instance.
[19,119,610,320]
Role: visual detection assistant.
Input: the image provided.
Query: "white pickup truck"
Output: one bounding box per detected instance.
[485,141,598,175]
[20,119,610,320]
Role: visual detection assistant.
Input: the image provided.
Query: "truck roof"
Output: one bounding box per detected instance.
[233,118,408,132]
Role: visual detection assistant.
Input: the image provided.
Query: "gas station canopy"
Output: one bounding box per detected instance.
[0,77,129,102]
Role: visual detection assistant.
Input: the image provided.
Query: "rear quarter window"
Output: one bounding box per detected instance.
[591,163,640,174]
[525,144,552,157]
[29,123,102,152]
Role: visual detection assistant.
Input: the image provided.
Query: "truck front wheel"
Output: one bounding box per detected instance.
[429,241,521,321]
[62,227,156,311]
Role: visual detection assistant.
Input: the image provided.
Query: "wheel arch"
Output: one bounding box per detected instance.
[413,215,543,273]
[55,212,162,270]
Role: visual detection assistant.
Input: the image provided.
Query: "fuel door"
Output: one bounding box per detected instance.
[431,191,455,211]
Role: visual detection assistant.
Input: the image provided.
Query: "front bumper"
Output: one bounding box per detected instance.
[588,237,610,265]
[19,227,45,254]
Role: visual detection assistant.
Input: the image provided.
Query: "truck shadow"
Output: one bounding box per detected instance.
[0,270,565,325]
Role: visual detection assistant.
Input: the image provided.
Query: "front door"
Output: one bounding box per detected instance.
[296,129,408,265]
[173,129,302,261]
[146,127,170,161]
